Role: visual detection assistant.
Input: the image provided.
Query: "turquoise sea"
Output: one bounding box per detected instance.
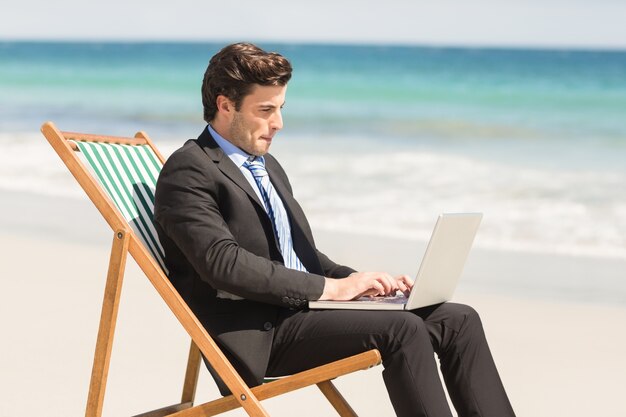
[1,41,625,265]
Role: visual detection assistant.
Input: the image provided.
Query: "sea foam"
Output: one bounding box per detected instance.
[2,130,625,260]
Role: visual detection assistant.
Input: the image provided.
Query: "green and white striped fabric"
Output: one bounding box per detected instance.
[71,140,167,273]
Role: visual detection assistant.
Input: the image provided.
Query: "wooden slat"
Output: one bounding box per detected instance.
[317,381,357,417]
[85,230,130,417]
[167,349,381,417]
[131,401,193,417]
[136,130,167,164]
[181,341,202,404]
[257,350,380,400]
[62,130,147,146]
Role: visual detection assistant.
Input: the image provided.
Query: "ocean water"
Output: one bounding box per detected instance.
[1,41,625,263]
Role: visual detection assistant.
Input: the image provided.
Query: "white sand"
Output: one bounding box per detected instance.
[1,191,626,416]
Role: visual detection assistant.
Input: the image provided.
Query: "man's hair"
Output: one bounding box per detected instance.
[202,42,292,122]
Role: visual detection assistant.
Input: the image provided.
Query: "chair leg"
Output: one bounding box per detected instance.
[85,230,130,417]
[181,340,202,404]
[317,380,358,417]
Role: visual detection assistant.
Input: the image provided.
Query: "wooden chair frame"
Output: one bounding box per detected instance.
[41,121,382,417]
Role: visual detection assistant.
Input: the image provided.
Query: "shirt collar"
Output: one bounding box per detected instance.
[207,124,263,167]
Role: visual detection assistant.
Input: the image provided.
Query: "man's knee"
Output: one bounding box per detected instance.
[386,312,429,349]
[375,312,439,368]
[443,303,489,348]
[430,303,487,357]
[440,302,482,327]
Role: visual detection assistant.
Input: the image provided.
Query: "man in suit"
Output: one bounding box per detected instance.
[154,42,515,417]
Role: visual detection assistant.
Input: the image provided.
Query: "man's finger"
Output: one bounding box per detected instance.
[374,274,393,294]
[396,274,414,288]
[372,281,385,296]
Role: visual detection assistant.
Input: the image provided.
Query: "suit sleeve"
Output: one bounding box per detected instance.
[154,147,326,308]
[315,249,357,278]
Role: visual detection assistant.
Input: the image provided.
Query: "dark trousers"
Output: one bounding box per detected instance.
[267,303,515,417]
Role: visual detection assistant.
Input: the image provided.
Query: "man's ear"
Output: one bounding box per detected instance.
[216,95,234,117]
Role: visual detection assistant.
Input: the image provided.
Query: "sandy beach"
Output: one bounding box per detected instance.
[1,190,625,417]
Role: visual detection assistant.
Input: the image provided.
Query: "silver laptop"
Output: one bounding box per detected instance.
[308,213,482,311]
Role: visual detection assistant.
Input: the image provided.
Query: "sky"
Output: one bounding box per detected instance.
[2,0,626,49]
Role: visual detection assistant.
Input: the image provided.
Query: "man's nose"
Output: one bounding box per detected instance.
[270,110,283,131]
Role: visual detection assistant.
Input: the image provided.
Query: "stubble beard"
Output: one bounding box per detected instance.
[229,111,267,157]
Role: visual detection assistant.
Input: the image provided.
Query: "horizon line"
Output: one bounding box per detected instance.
[2,37,626,53]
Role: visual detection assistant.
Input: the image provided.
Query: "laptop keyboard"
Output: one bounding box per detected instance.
[357,294,407,304]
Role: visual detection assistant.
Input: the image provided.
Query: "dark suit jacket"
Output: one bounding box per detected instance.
[154,128,355,392]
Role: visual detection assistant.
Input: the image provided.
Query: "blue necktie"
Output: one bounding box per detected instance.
[244,157,307,272]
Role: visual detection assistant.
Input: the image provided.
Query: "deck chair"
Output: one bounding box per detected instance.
[41,121,382,417]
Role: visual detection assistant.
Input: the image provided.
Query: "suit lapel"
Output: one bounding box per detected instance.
[197,128,265,210]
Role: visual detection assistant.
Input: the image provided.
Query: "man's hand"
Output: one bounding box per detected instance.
[394,274,414,297]
[319,272,414,301]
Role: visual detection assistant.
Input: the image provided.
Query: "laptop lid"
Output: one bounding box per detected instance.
[405,213,482,309]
